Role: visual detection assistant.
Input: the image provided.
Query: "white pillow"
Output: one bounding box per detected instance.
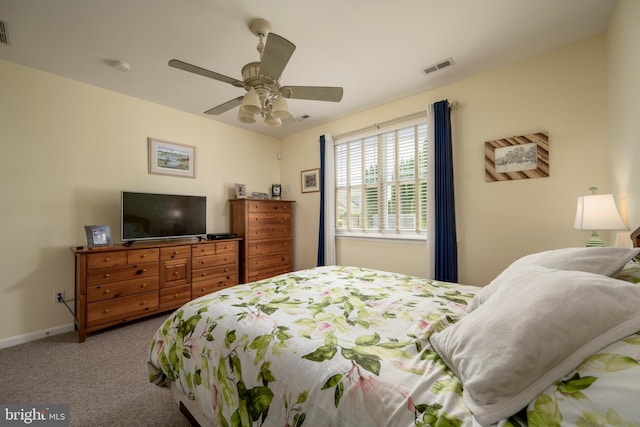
[430,265,640,426]
[467,247,640,312]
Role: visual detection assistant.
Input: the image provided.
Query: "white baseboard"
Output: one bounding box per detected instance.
[0,323,75,350]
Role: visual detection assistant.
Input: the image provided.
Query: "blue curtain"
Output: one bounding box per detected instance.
[434,100,458,282]
[317,135,327,266]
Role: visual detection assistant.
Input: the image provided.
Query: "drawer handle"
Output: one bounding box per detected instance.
[201,287,206,292]
[104,289,110,294]
[104,273,111,278]
[174,293,179,298]
[136,269,146,275]
[141,283,147,288]
[141,254,146,258]
[104,309,110,314]
[201,273,206,277]
[174,271,179,276]
[224,268,229,272]
[141,301,146,305]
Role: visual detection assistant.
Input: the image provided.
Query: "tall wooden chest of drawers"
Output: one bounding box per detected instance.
[72,238,239,342]
[229,199,294,283]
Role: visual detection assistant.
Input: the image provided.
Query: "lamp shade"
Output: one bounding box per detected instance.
[573,193,627,231]
[270,96,291,119]
[240,87,261,114]
[264,112,282,127]
[237,108,256,124]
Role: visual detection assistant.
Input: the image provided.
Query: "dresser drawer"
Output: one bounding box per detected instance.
[247,265,291,283]
[192,253,237,269]
[247,239,292,257]
[247,225,291,240]
[161,259,190,288]
[160,246,191,261]
[247,200,292,214]
[159,285,191,309]
[247,252,292,274]
[193,264,237,283]
[192,276,237,298]
[249,213,292,226]
[192,243,216,257]
[87,277,159,303]
[87,252,127,270]
[127,248,159,264]
[87,263,158,285]
[215,241,238,254]
[87,292,158,328]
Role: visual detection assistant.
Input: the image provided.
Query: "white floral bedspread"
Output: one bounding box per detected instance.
[147,266,640,426]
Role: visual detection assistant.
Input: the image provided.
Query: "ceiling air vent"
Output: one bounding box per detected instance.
[423,57,455,75]
[0,20,9,45]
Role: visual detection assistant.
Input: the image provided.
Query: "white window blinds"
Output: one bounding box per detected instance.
[335,120,428,237]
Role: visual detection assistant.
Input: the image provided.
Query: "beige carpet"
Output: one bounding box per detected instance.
[0,314,191,427]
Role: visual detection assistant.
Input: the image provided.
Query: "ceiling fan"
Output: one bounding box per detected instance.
[168,18,344,127]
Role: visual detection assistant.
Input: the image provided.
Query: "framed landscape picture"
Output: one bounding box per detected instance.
[484,132,549,182]
[148,138,195,178]
[301,168,320,193]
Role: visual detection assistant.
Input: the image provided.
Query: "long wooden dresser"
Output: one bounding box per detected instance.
[72,238,240,342]
[229,199,294,283]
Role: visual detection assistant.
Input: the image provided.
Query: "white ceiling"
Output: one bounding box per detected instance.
[0,0,617,139]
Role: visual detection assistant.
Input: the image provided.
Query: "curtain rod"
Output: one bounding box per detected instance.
[333,100,458,141]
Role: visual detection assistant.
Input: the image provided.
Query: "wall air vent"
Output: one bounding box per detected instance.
[0,20,9,45]
[423,57,455,75]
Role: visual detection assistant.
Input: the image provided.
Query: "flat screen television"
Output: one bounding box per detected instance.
[121,191,206,243]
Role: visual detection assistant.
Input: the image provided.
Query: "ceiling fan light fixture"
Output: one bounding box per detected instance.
[237,108,256,124]
[240,87,261,114]
[270,96,291,119]
[264,112,282,127]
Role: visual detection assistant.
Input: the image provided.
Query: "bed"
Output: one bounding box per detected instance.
[148,240,640,426]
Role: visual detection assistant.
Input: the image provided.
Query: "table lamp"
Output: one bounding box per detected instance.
[573,187,627,247]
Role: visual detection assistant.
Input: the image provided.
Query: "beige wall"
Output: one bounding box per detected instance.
[0,59,281,344]
[608,0,640,240]
[282,35,612,286]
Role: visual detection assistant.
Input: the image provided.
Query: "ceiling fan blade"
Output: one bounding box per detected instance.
[260,33,295,81]
[281,86,344,102]
[204,96,244,115]
[169,59,244,87]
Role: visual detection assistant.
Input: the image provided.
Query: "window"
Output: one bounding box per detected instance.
[335,122,428,238]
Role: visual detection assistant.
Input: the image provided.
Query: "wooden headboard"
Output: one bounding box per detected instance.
[631,227,640,248]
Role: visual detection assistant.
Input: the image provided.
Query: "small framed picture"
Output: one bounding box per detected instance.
[271,184,282,200]
[84,225,113,248]
[235,183,247,199]
[148,138,195,178]
[301,169,320,193]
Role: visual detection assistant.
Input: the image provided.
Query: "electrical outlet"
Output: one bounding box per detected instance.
[54,290,65,303]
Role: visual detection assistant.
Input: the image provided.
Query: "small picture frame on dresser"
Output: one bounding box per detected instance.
[84,225,113,248]
[271,184,282,200]
[235,183,247,199]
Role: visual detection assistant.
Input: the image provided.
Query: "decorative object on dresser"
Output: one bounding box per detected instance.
[72,238,239,342]
[271,184,282,200]
[234,183,247,199]
[84,225,113,248]
[229,199,294,283]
